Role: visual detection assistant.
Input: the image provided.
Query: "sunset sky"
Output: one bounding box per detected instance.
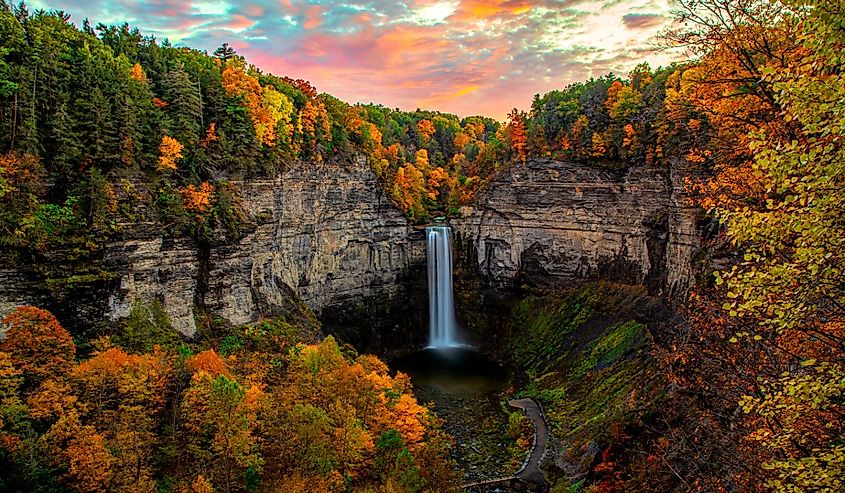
[31,0,681,119]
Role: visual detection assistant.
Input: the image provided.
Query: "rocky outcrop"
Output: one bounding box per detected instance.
[1,157,428,349]
[103,237,203,337]
[452,159,700,300]
[201,158,427,349]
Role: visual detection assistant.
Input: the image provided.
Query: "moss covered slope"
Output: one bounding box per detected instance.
[505,282,673,491]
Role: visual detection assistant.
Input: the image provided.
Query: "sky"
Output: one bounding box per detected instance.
[31,0,681,119]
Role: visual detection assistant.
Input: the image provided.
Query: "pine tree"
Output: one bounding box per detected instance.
[213,43,236,61]
[162,64,202,148]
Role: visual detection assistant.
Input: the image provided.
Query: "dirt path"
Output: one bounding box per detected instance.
[508,397,550,486]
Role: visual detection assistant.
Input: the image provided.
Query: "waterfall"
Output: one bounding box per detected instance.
[427,226,458,347]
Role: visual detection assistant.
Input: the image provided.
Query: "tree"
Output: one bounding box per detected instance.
[59,419,115,492]
[72,346,170,493]
[714,2,845,488]
[662,1,845,490]
[222,61,295,148]
[180,182,214,214]
[622,124,638,155]
[182,373,264,493]
[0,151,46,248]
[667,0,801,171]
[506,109,528,162]
[186,349,229,377]
[571,115,589,159]
[260,86,294,147]
[192,475,215,493]
[604,80,624,113]
[426,167,454,202]
[213,43,236,61]
[0,351,26,451]
[0,307,75,386]
[453,132,470,151]
[392,164,426,218]
[128,63,146,83]
[299,99,331,154]
[415,119,435,143]
[163,65,203,148]
[413,149,429,171]
[591,132,607,158]
[157,135,183,171]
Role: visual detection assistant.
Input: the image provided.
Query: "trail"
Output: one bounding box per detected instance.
[460,397,550,491]
[508,397,550,485]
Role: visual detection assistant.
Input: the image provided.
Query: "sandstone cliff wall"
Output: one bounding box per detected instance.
[1,157,427,348]
[452,159,700,299]
[200,159,427,348]
[1,156,700,349]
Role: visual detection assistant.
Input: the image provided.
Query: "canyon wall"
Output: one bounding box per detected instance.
[0,157,428,349]
[1,156,700,350]
[452,158,700,300]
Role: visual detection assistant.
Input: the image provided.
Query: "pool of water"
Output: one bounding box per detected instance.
[392,347,510,398]
[391,347,516,482]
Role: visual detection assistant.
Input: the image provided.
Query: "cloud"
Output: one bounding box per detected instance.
[622,13,666,29]
[30,0,684,119]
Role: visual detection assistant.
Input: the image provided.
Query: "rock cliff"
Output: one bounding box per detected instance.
[452,159,700,300]
[200,158,427,349]
[1,157,428,349]
[1,156,700,351]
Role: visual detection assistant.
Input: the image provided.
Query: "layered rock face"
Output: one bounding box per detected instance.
[1,157,427,348]
[201,158,427,348]
[1,156,699,350]
[452,159,700,300]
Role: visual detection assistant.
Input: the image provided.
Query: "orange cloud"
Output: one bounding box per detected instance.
[456,85,480,96]
[452,0,535,22]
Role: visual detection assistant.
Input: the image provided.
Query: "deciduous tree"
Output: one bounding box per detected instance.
[157,135,183,171]
[0,306,75,386]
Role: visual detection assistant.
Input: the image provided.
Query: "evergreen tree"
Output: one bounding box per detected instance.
[162,64,202,148]
[213,42,236,61]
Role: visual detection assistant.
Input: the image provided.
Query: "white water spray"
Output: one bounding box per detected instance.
[426,226,458,347]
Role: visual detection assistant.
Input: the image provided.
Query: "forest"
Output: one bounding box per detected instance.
[0,306,456,492]
[1,0,844,492]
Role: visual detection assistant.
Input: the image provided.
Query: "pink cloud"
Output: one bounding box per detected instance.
[221,14,255,31]
[243,5,264,17]
[302,5,325,29]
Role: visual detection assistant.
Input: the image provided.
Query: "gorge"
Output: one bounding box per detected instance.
[0,156,698,353]
[4,3,838,491]
[0,154,700,489]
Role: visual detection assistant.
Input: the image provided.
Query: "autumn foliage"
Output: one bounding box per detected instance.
[1,306,75,384]
[415,119,435,142]
[0,308,455,492]
[157,135,183,171]
[646,1,845,492]
[180,182,215,215]
[128,63,146,83]
[505,109,527,162]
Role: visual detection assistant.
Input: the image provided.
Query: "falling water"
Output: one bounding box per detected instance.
[427,226,458,347]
